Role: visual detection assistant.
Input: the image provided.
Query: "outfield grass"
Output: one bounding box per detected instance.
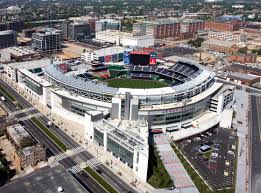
[107,78,168,89]
[84,167,118,193]
[147,145,174,189]
[172,144,235,193]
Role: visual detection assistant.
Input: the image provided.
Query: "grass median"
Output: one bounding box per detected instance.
[0,84,119,193]
[31,117,67,151]
[84,167,118,193]
[0,85,16,102]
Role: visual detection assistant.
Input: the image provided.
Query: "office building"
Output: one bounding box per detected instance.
[32,28,62,54]
[68,22,91,40]
[0,20,24,32]
[0,30,17,49]
[95,19,121,32]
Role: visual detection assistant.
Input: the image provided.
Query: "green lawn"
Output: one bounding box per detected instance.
[172,144,235,193]
[147,145,174,188]
[107,78,168,89]
[84,167,118,193]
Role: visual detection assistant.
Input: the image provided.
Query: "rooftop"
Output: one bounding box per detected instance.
[6,124,33,148]
[18,69,52,87]
[95,119,147,151]
[227,72,259,81]
[2,46,37,57]
[34,28,62,35]
[0,165,88,193]
[203,39,235,48]
[5,58,58,70]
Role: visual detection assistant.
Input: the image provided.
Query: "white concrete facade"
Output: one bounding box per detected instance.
[95,30,154,48]
[85,116,149,181]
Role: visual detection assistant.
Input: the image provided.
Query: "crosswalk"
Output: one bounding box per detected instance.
[9,107,36,117]
[68,164,83,174]
[16,112,43,121]
[50,146,102,174]
[86,157,101,168]
[51,146,86,163]
[53,152,69,162]
[70,146,86,155]
[66,158,101,174]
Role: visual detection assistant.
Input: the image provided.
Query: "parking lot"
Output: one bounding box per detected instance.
[178,127,237,190]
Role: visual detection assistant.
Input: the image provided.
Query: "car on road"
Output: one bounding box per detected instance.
[47,121,53,127]
[1,96,6,101]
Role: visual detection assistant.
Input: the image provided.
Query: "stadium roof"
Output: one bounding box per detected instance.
[43,64,118,95]
[44,60,214,98]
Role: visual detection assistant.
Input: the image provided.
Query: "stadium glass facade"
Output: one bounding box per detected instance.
[107,136,134,167]
[24,77,43,95]
[146,97,210,125]
[61,97,109,116]
[94,128,104,146]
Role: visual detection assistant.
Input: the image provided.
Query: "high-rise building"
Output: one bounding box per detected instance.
[95,19,121,32]
[68,22,91,40]
[0,30,17,49]
[32,28,62,54]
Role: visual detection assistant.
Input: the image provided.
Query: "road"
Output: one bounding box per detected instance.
[0,78,138,193]
[249,95,261,193]
[216,78,261,94]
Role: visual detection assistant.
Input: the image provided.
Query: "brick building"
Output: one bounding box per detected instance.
[229,54,257,64]
[205,21,240,31]
[134,19,181,39]
[202,39,239,54]
[225,72,260,86]
[14,144,46,172]
[4,124,46,172]
[181,19,205,34]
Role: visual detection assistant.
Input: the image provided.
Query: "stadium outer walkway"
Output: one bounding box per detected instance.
[153,134,199,193]
[234,90,248,193]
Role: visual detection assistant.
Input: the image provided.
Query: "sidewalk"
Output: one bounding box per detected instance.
[233,89,248,193]
[1,75,154,193]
